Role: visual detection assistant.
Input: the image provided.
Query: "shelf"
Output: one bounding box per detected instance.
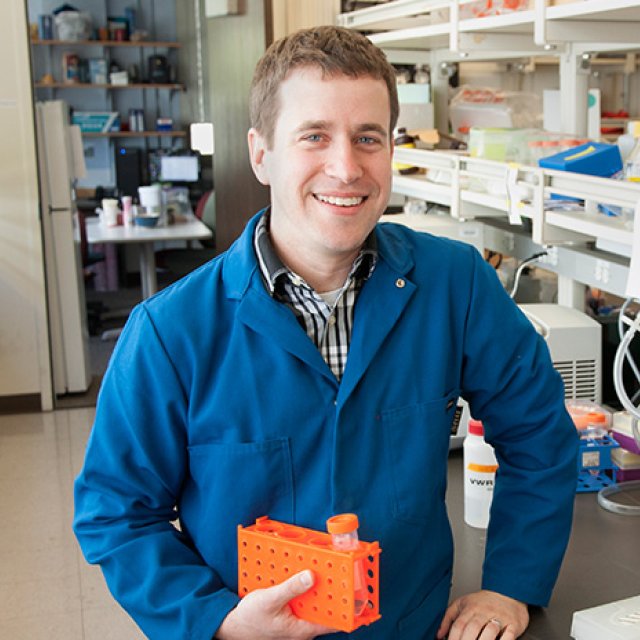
[338,0,640,57]
[35,82,184,91]
[390,146,640,254]
[81,130,187,138]
[31,39,181,48]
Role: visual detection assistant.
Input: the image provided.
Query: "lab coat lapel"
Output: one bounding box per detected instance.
[338,257,416,403]
[238,286,336,382]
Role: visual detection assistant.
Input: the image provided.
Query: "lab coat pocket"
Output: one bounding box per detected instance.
[186,438,295,544]
[381,392,459,524]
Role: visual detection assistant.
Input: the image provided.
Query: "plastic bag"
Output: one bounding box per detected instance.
[54,11,92,41]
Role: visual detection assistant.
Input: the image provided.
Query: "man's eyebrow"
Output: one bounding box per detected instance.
[294,120,330,133]
[294,121,389,138]
[356,123,388,138]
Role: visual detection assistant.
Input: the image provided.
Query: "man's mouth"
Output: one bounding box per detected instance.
[314,194,366,207]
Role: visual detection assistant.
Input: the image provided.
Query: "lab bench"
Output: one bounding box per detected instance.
[446,450,640,639]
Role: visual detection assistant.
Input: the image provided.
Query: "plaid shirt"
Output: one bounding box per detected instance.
[253,212,377,380]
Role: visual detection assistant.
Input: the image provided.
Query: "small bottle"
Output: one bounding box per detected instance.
[463,419,498,529]
[122,195,133,227]
[625,138,640,181]
[326,514,367,616]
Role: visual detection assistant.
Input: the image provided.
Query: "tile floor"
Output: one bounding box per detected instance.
[0,407,145,639]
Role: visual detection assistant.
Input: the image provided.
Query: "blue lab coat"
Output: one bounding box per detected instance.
[74,210,578,640]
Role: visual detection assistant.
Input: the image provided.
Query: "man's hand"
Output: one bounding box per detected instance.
[436,590,529,640]
[216,570,337,640]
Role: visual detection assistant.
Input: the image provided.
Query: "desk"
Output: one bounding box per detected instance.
[446,450,640,639]
[85,217,213,299]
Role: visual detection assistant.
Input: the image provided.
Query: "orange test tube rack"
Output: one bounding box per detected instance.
[237,516,381,633]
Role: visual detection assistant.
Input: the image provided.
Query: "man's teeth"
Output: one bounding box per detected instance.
[316,194,364,207]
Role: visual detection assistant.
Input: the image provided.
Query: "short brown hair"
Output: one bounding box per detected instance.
[250,25,399,148]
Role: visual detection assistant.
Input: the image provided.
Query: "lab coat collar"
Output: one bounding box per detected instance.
[222,209,418,394]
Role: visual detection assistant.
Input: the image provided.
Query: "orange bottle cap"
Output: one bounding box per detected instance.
[327,513,359,534]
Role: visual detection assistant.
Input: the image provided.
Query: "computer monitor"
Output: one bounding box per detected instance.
[159,155,200,182]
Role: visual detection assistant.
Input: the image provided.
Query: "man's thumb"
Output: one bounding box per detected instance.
[266,570,315,609]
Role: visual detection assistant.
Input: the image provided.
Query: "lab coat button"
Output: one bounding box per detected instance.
[395,278,406,288]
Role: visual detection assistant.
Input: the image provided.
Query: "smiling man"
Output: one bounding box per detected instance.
[74,26,578,640]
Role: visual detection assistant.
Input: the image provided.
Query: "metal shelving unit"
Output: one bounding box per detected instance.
[339,0,640,304]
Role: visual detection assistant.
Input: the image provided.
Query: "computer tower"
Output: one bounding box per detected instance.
[115,146,143,197]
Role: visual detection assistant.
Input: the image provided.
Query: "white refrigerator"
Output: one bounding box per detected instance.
[35,100,91,395]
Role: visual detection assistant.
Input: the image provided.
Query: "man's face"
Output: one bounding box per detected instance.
[248,67,393,268]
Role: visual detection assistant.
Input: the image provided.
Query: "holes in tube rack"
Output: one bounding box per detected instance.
[255,544,261,551]
[367,600,374,609]
[297,554,304,562]
[312,558,318,565]
[342,597,348,605]
[326,561,333,569]
[269,547,276,554]
[313,606,319,612]
[367,555,374,563]
[284,551,290,558]
[269,563,276,570]
[242,540,247,547]
[242,586,248,594]
[341,564,348,573]
[270,579,276,585]
[241,556,247,563]
[256,559,262,566]
[327,594,333,601]
[284,566,290,573]
[327,578,333,585]
[256,575,262,582]
[367,569,374,579]
[241,571,248,578]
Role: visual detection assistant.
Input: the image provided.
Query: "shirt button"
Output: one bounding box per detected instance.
[328,315,336,326]
[396,278,406,288]
[291,276,301,286]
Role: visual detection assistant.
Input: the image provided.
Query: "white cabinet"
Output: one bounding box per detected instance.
[339,0,640,302]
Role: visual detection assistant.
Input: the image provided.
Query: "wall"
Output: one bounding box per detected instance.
[0,0,51,410]
[206,0,270,251]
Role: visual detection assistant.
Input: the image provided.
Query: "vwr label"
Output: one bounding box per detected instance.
[469,477,495,487]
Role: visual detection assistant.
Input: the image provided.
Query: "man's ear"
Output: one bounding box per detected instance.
[248,128,270,186]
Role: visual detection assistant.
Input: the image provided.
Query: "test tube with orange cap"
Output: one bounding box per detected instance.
[326,513,367,616]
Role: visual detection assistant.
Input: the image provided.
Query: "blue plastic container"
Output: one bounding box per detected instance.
[539,142,622,178]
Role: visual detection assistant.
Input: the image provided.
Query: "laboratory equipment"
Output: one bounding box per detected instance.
[519,304,602,403]
[327,514,367,616]
[571,594,640,640]
[237,516,381,633]
[576,427,619,493]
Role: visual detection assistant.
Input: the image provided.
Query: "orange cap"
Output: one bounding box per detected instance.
[326,513,359,534]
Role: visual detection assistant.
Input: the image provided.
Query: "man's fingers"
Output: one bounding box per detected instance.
[261,570,315,612]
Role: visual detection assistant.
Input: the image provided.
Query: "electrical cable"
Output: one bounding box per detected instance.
[597,480,640,516]
[601,298,640,516]
[509,251,548,299]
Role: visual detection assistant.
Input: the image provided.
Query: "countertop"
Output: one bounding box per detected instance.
[446,450,640,639]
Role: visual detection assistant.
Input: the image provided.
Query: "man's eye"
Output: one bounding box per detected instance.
[304,134,322,142]
[358,136,379,145]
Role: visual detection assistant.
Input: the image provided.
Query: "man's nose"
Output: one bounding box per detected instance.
[324,140,363,184]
